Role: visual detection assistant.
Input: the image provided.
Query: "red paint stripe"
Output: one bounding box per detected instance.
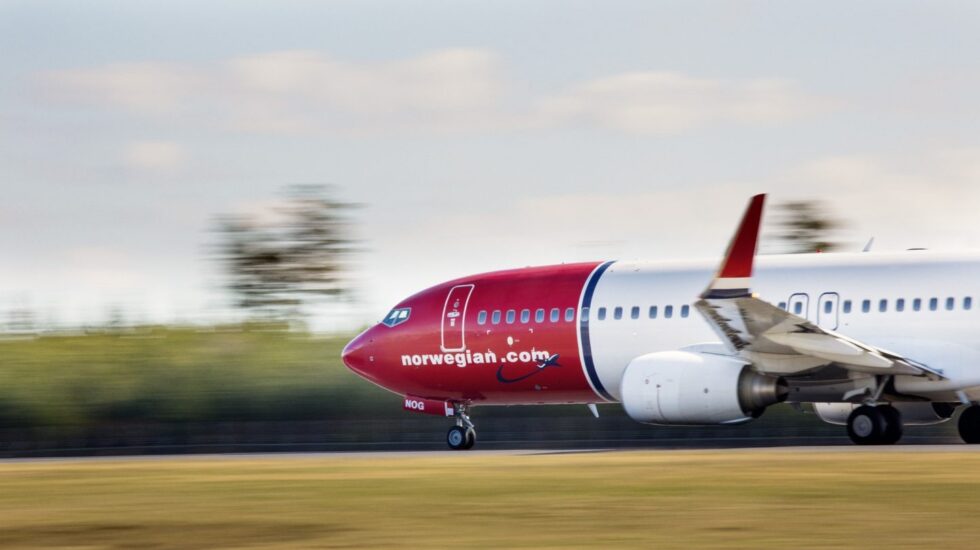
[718,194,766,279]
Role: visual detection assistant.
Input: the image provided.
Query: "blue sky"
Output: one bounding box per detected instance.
[1,1,979,329]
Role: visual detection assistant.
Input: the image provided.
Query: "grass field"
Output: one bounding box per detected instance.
[0,450,979,548]
[0,328,369,427]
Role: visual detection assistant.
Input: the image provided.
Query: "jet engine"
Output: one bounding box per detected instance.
[813,402,956,426]
[620,350,788,425]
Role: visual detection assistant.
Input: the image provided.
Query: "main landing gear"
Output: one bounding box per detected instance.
[846,404,903,445]
[447,404,476,450]
[958,405,980,444]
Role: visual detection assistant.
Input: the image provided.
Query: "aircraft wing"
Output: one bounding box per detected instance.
[694,194,945,380]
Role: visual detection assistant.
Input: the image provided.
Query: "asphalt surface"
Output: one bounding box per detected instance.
[0,432,967,459]
[3,444,979,463]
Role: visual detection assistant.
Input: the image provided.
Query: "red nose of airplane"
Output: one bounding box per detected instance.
[341,328,376,379]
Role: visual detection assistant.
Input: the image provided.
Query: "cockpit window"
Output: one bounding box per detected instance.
[382,307,411,328]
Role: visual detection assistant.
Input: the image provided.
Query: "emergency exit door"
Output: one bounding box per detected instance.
[817,292,840,331]
[787,293,809,319]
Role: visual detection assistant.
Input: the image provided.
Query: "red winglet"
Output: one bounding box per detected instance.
[701,194,766,299]
[718,194,766,279]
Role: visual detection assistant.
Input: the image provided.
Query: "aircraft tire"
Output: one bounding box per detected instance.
[447,426,469,450]
[958,405,980,444]
[847,405,886,445]
[462,428,476,450]
[878,405,903,445]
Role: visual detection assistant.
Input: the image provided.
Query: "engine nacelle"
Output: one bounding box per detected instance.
[813,402,956,426]
[620,351,788,425]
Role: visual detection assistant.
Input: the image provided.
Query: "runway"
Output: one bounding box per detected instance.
[3,443,979,464]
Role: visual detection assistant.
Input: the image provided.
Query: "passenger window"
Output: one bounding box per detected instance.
[824,301,832,314]
[681,305,690,318]
[913,298,922,311]
[565,307,575,322]
[946,297,955,311]
[965,297,973,311]
[535,308,545,323]
[550,308,560,322]
[862,300,871,313]
[778,302,787,310]
[879,299,887,313]
[506,310,516,324]
[581,306,589,323]
[630,306,640,319]
[477,311,487,325]
[930,298,938,311]
[520,309,530,323]
[793,302,803,315]
[649,306,658,319]
[842,300,852,314]
[613,307,623,320]
[597,307,607,321]
[896,299,905,312]
[665,305,674,319]
[491,310,501,325]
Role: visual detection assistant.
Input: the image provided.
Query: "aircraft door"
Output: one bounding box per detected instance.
[817,292,840,331]
[441,284,474,352]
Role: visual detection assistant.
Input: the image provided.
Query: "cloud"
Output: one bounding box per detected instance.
[367,147,980,312]
[37,50,831,136]
[39,50,510,135]
[44,63,202,115]
[228,49,502,113]
[538,72,832,135]
[124,140,186,170]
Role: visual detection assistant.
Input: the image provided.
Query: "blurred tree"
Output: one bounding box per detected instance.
[769,200,844,254]
[216,185,360,320]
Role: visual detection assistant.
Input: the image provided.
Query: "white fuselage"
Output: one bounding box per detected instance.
[588,251,980,403]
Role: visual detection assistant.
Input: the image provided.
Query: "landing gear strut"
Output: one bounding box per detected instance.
[847,404,903,445]
[447,404,476,450]
[958,405,980,444]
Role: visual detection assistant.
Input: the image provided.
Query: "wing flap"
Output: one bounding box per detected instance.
[764,332,894,369]
[694,194,944,380]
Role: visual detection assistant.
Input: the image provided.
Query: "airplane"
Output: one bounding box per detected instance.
[343,194,980,449]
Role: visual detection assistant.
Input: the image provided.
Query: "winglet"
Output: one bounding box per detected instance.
[701,194,766,299]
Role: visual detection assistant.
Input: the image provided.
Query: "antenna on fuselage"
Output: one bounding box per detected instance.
[862,237,874,252]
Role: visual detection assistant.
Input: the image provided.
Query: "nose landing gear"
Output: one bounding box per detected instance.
[447,404,476,450]
[447,426,475,450]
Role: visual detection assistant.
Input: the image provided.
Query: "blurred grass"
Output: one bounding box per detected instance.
[0,450,978,548]
[0,326,383,429]
[0,326,956,452]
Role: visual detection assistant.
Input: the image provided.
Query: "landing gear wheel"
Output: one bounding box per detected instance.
[958,405,980,444]
[447,426,469,450]
[462,428,476,450]
[847,405,886,445]
[878,405,903,445]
